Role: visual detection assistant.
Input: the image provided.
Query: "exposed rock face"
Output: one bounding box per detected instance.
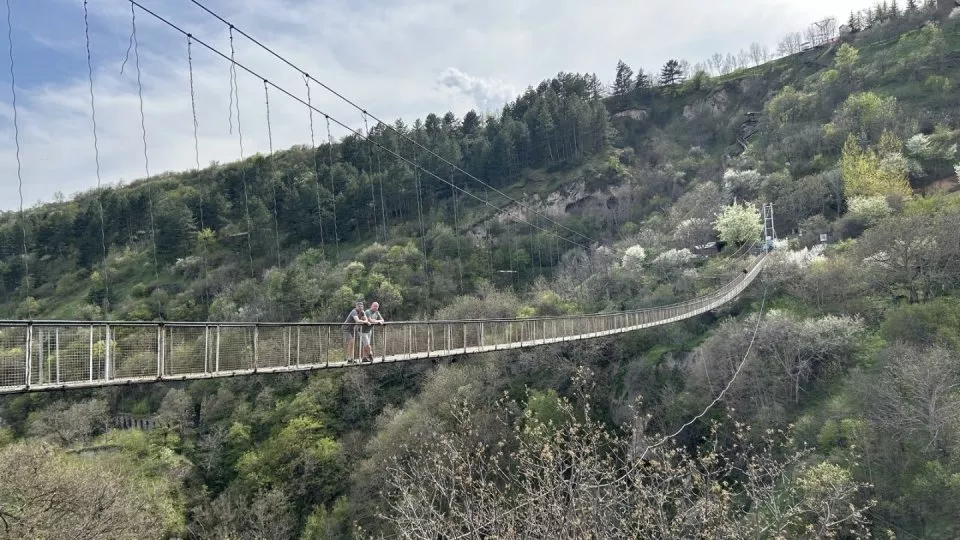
[683,89,730,120]
[613,109,648,121]
[468,175,627,241]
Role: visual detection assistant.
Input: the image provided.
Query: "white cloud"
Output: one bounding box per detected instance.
[437,67,516,115]
[0,0,872,211]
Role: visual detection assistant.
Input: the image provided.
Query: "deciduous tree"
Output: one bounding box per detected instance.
[0,441,170,539]
[375,374,872,538]
[840,133,912,198]
[713,201,763,246]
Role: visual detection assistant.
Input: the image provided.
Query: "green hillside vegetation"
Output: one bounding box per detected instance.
[1,2,960,538]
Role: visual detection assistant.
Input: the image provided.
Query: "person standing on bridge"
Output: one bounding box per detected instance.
[343,301,370,363]
[360,301,386,362]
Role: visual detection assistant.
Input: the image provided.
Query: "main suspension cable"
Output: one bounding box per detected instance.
[185,0,600,248]
[125,0,590,252]
[6,0,29,306]
[83,0,111,316]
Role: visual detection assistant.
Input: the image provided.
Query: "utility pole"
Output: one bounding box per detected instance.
[762,203,777,252]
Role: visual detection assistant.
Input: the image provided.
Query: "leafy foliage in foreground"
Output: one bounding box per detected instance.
[377,370,871,539]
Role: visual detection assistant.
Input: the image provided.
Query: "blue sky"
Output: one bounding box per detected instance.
[1,0,871,211]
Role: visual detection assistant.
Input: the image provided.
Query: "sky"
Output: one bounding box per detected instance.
[0,0,872,212]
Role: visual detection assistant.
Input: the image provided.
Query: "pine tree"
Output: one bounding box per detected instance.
[613,60,634,96]
[659,59,684,87]
[462,110,480,136]
[905,0,918,11]
[585,74,604,99]
[634,68,651,91]
[848,11,861,31]
[890,0,901,17]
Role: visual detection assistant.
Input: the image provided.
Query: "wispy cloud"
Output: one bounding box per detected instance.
[1,0,870,210]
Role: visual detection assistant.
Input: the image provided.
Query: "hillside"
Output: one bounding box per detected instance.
[1,3,960,539]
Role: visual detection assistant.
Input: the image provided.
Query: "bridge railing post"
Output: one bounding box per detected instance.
[36,328,43,386]
[204,325,210,374]
[105,324,112,381]
[88,324,94,382]
[24,323,32,390]
[286,327,292,366]
[253,325,259,371]
[55,328,60,385]
[157,323,165,378]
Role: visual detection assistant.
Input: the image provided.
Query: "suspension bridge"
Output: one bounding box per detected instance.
[1,2,772,394]
[0,254,764,394]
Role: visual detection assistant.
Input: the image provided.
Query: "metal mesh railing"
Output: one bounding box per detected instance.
[0,255,764,393]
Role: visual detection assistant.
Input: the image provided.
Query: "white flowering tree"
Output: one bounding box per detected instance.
[722,168,764,201]
[672,217,715,248]
[905,130,959,178]
[847,195,893,225]
[621,245,646,272]
[651,248,697,281]
[713,202,763,246]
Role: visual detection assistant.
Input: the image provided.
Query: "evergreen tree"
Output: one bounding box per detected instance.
[155,200,197,265]
[890,0,901,17]
[905,0,918,11]
[634,68,651,91]
[462,110,480,136]
[848,11,861,31]
[612,60,634,96]
[441,112,458,133]
[585,73,604,99]
[659,59,684,87]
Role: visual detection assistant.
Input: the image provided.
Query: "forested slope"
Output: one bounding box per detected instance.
[1,2,960,539]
